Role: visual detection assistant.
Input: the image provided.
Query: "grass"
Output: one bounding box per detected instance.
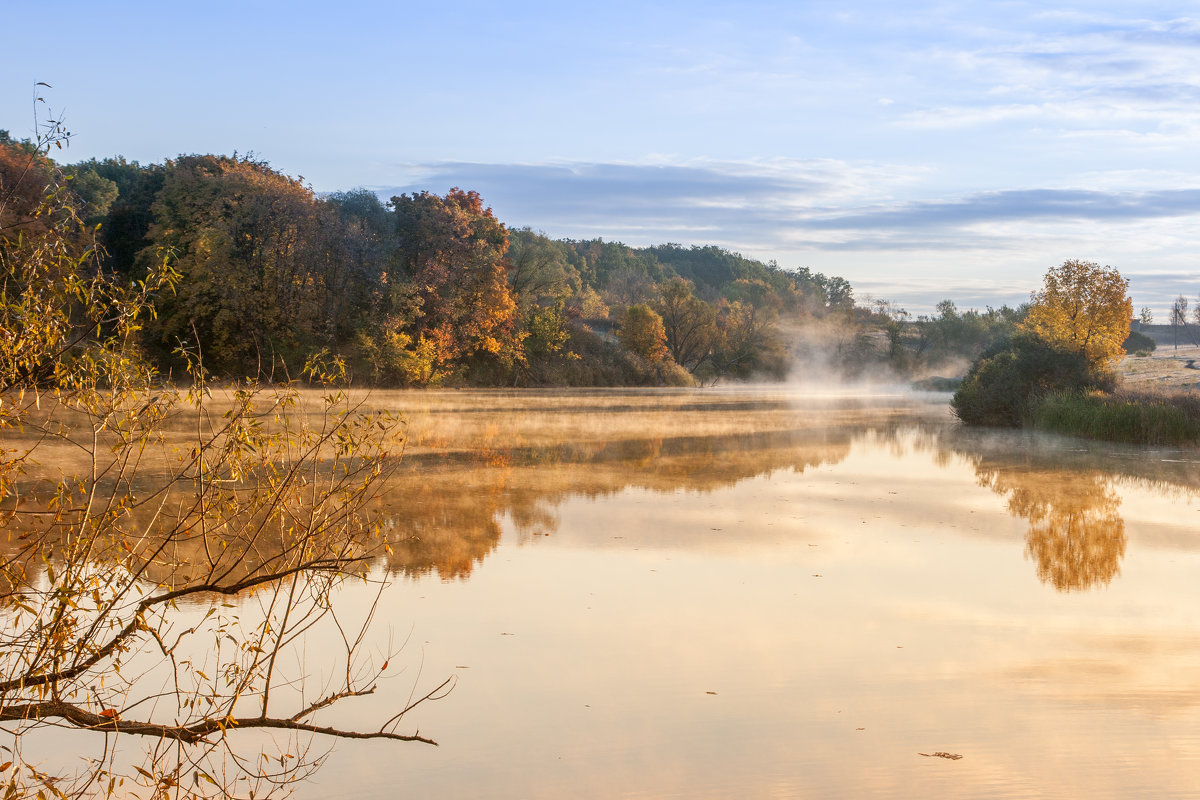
[1032,387,1200,445]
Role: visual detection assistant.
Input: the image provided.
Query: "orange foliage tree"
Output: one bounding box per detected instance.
[378,188,524,384]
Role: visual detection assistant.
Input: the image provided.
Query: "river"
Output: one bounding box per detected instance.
[282,387,1200,799]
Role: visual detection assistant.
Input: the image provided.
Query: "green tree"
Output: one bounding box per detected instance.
[951,332,1112,427]
[506,227,579,301]
[73,156,166,277]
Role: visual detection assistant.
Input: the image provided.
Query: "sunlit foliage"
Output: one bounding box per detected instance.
[617,304,670,364]
[1021,259,1131,371]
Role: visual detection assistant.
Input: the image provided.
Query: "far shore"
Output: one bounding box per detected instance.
[1119,344,1200,391]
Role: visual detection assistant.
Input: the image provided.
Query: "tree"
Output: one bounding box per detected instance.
[2,126,445,798]
[506,228,579,302]
[654,277,717,373]
[1171,295,1188,350]
[381,189,523,384]
[142,154,345,375]
[1021,259,1131,370]
[617,304,669,363]
[951,332,1112,427]
[708,299,786,381]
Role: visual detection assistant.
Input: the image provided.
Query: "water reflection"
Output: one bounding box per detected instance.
[364,391,1199,594]
[975,463,1125,591]
[7,389,1196,593]
[374,428,854,579]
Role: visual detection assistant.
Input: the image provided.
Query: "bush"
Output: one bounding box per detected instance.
[951,332,1113,427]
[1122,329,1156,354]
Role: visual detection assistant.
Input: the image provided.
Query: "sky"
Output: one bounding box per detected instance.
[5,0,1200,315]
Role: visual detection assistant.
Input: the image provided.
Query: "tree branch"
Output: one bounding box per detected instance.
[0,700,438,746]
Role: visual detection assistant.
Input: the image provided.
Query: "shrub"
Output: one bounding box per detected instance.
[951,332,1112,427]
[1122,329,1156,354]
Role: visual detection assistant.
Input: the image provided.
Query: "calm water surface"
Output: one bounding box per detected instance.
[295,388,1200,799]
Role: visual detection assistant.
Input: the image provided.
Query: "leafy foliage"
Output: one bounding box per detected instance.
[617,304,670,364]
[9,133,881,387]
[1021,259,1131,370]
[951,332,1113,427]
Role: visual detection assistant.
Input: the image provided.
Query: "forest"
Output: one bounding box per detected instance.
[0,130,1026,387]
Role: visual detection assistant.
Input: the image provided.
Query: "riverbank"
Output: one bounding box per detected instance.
[1027,347,1200,445]
[1117,343,1200,390]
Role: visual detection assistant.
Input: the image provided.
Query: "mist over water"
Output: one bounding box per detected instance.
[274,388,1200,799]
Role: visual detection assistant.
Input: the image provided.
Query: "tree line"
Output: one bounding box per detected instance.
[0,134,882,386]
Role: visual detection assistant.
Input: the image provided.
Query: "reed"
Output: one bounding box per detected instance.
[1032,387,1200,445]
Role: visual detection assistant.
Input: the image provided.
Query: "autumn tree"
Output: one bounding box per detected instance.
[0,128,68,242]
[654,277,717,372]
[1021,259,1131,370]
[371,188,523,385]
[617,304,670,363]
[142,154,346,375]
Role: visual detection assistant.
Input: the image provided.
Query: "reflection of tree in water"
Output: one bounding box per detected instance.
[873,424,1200,593]
[372,429,855,579]
[375,465,508,580]
[379,409,1199,590]
[977,466,1126,591]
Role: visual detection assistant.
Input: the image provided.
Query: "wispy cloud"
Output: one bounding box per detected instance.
[808,188,1200,230]
[373,158,1200,312]
[376,160,1200,241]
[894,10,1200,136]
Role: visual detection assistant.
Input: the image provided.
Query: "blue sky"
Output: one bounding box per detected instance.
[5,1,1200,314]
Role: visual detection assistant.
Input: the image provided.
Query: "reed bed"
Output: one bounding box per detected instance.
[1032,387,1200,445]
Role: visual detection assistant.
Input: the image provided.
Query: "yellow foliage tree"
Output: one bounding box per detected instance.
[618,304,670,363]
[1021,259,1132,370]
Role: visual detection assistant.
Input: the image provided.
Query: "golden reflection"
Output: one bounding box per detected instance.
[370,427,857,578]
[977,466,1126,591]
[338,392,1195,588]
[14,388,1195,593]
